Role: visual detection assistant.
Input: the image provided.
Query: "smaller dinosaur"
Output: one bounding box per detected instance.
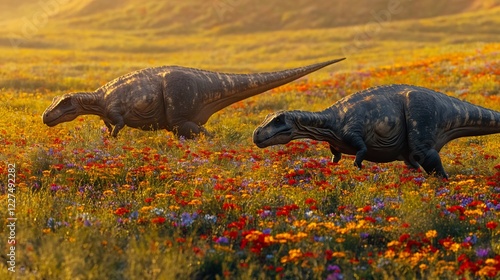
[253,84,500,178]
[42,58,345,139]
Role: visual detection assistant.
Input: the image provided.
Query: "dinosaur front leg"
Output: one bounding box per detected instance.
[103,121,113,135]
[346,135,367,168]
[108,112,125,138]
[329,144,342,163]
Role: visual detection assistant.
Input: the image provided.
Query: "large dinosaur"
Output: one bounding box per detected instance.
[42,58,345,138]
[253,84,500,178]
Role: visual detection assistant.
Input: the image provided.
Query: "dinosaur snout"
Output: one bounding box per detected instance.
[252,127,261,140]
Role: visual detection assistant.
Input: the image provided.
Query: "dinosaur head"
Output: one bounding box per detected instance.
[253,111,296,148]
[42,93,79,126]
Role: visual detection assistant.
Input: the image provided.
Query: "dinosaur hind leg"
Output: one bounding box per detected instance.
[175,121,212,139]
[406,127,448,178]
[413,148,447,178]
[404,91,448,178]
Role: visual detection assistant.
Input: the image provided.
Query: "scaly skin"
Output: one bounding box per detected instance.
[42,58,345,138]
[253,84,500,178]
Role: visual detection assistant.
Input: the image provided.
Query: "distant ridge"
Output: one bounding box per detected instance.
[1,0,499,34]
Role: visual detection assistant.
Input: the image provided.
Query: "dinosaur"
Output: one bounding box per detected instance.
[253,84,500,178]
[42,58,345,138]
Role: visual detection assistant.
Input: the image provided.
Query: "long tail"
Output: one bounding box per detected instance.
[198,58,345,117]
[440,94,500,145]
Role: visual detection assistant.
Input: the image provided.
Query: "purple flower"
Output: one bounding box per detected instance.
[463,235,477,245]
[180,212,198,227]
[259,210,271,218]
[476,248,490,258]
[215,237,229,244]
[327,265,341,272]
[326,265,343,280]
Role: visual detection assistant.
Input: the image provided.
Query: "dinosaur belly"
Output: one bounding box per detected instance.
[122,94,167,130]
[364,149,405,163]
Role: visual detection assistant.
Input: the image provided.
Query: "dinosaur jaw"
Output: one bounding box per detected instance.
[253,129,293,148]
[43,109,78,127]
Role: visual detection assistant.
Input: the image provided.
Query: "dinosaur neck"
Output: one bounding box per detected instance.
[290,109,342,143]
[73,91,105,117]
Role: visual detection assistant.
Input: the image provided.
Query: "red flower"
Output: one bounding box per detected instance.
[305,198,317,205]
[399,233,411,243]
[114,207,130,216]
[361,205,372,212]
[486,221,498,230]
[151,217,166,224]
[364,216,377,223]
[144,197,154,204]
[325,249,333,260]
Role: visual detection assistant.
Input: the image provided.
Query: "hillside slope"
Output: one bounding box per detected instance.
[2,0,499,34]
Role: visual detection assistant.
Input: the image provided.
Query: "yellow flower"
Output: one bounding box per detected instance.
[425,230,437,239]
[331,252,346,258]
[155,193,167,199]
[245,231,262,242]
[384,249,396,258]
[275,233,292,243]
[398,251,411,259]
[306,222,318,231]
[169,205,180,211]
[103,190,114,196]
[188,199,202,205]
[140,206,153,213]
[42,170,51,177]
[485,258,498,265]
[264,235,275,244]
[477,266,497,277]
[293,232,308,242]
[281,249,303,263]
[419,264,428,270]
[387,240,401,247]
[335,237,345,243]
[293,220,307,228]
[450,243,461,252]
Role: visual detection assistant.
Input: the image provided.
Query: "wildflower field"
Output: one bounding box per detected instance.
[1,0,500,278]
[0,40,499,279]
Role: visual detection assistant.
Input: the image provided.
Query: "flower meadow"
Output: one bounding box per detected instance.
[1,44,500,279]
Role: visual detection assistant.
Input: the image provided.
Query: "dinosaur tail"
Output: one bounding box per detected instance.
[445,96,500,139]
[201,58,345,116]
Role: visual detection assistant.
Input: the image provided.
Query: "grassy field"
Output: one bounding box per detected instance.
[1,0,500,279]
